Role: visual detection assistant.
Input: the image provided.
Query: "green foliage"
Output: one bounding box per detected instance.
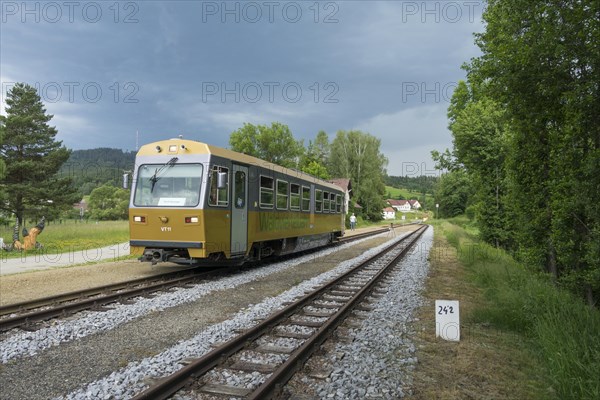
[448,85,511,248]
[384,175,437,195]
[303,130,330,166]
[0,83,79,224]
[0,117,6,203]
[440,222,600,400]
[228,124,395,222]
[301,160,329,179]
[430,148,460,171]
[438,0,600,304]
[299,130,330,179]
[447,80,471,128]
[60,148,135,196]
[229,122,304,168]
[434,170,472,218]
[329,130,388,221]
[0,118,5,179]
[88,184,129,220]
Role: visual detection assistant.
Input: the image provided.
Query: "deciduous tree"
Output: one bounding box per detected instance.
[448,84,511,248]
[88,184,129,220]
[329,130,387,220]
[229,122,304,168]
[463,0,600,304]
[434,169,472,218]
[300,130,330,179]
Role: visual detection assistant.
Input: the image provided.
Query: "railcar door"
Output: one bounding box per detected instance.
[231,164,248,257]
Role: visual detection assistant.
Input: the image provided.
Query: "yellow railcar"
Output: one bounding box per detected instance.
[129,138,345,266]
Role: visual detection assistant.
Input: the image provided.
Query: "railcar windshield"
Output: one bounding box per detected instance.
[134,163,203,207]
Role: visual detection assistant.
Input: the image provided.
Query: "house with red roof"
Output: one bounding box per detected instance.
[408,199,422,209]
[387,199,411,212]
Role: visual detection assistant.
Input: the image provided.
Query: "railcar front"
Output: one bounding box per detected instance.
[128,139,227,265]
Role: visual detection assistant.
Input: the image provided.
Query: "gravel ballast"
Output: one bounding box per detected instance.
[304,226,433,399]
[57,230,422,400]
[0,228,419,400]
[0,232,403,364]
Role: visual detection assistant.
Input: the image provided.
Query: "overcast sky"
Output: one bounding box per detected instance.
[1,1,484,176]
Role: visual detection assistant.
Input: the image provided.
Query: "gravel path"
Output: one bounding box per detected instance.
[0,259,195,306]
[0,242,130,276]
[0,228,417,400]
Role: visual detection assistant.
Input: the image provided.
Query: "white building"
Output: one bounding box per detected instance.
[382,207,396,220]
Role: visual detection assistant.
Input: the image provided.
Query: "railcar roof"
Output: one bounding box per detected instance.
[137,138,344,192]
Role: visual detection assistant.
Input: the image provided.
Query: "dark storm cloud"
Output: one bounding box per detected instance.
[0,1,483,174]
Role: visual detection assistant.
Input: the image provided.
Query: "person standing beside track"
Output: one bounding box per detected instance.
[349,213,357,231]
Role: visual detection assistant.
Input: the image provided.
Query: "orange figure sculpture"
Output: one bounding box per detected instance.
[3,217,46,251]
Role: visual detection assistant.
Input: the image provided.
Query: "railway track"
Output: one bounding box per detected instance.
[0,268,219,333]
[0,225,404,333]
[132,225,428,400]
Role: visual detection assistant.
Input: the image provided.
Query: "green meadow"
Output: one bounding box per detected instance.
[0,220,129,258]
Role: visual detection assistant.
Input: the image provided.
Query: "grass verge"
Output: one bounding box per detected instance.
[410,221,600,399]
[0,220,129,259]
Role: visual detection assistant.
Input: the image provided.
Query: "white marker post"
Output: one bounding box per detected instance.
[435,300,460,341]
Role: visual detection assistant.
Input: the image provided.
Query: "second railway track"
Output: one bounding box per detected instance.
[0,225,400,334]
[0,268,218,333]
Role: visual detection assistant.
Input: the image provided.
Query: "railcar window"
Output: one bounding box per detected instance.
[323,192,330,212]
[277,180,289,210]
[330,194,336,213]
[234,171,246,209]
[315,189,323,212]
[209,166,229,207]
[134,163,203,207]
[301,186,310,212]
[336,194,342,213]
[290,183,300,211]
[260,176,274,208]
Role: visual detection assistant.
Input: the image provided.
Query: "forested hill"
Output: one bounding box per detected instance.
[384,175,437,195]
[60,148,136,196]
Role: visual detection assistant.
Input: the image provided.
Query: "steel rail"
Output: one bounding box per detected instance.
[0,269,215,333]
[0,226,394,317]
[0,224,416,333]
[0,269,200,317]
[132,225,428,400]
[337,222,419,243]
[251,225,428,399]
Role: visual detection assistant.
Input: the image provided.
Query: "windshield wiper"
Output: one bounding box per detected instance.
[149,157,178,193]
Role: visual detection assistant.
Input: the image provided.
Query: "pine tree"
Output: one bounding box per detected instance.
[0,117,6,197]
[0,83,79,225]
